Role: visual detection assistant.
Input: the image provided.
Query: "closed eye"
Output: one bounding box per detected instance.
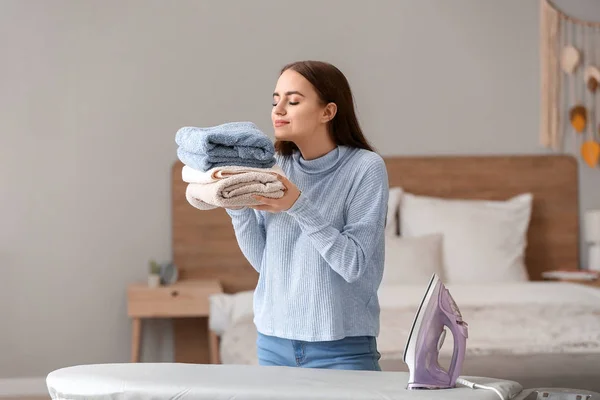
[272,90,304,107]
[272,101,300,106]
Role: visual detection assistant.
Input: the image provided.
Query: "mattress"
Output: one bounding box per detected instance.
[212,281,600,389]
[46,363,528,400]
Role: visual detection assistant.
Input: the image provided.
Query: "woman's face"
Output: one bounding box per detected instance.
[271,69,331,142]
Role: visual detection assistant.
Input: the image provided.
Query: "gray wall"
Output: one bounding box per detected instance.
[1,0,599,378]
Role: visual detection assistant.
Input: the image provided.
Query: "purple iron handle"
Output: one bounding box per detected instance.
[440,286,469,387]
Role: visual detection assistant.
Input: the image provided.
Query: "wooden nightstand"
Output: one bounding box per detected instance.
[127,279,222,363]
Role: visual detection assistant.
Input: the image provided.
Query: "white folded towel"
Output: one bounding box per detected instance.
[182,165,286,210]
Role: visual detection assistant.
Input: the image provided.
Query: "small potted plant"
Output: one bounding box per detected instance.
[148,260,161,288]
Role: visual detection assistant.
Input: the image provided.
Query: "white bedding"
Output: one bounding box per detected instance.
[211,282,600,365]
[377,281,600,357]
[46,363,526,400]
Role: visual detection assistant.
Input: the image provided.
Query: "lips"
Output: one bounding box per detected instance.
[274,120,289,127]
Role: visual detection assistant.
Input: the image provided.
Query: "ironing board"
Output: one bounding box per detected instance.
[46,363,528,400]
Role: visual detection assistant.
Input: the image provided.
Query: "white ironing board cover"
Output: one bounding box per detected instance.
[46,363,524,400]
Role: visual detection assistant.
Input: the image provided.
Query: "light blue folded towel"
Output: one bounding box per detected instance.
[177,147,276,172]
[175,122,275,171]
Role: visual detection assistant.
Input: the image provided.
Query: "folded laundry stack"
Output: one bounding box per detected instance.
[175,121,286,210]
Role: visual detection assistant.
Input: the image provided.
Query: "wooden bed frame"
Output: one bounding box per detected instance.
[171,154,580,364]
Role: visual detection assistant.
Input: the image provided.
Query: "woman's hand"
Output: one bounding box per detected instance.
[251,175,301,212]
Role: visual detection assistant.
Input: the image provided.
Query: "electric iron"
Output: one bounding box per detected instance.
[403,273,469,390]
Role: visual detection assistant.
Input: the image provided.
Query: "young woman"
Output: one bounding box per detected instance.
[226,60,389,371]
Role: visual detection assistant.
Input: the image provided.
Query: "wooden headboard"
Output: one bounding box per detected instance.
[172,154,579,288]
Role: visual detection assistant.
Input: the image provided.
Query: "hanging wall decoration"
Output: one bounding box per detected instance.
[540,0,600,168]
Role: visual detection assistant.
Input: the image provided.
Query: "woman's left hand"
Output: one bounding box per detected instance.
[251,175,301,212]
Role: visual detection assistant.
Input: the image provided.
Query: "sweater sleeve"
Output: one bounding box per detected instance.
[225,208,266,272]
[285,158,389,283]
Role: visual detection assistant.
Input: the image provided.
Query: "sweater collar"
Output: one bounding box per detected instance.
[292,145,348,174]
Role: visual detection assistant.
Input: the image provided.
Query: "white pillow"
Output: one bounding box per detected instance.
[382,233,444,286]
[208,290,254,336]
[399,190,532,284]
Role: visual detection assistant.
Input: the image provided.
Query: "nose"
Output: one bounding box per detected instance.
[273,102,286,116]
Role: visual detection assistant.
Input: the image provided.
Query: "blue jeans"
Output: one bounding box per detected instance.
[256,332,382,371]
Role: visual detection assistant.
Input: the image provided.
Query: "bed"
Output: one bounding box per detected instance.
[171,154,600,391]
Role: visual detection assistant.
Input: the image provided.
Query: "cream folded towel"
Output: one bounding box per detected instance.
[182,165,286,210]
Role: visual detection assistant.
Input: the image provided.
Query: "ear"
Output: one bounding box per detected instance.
[320,102,337,123]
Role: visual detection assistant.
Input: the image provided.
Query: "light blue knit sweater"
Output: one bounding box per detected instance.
[226,145,389,341]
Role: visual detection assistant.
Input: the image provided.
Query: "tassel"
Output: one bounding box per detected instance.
[539,0,562,151]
